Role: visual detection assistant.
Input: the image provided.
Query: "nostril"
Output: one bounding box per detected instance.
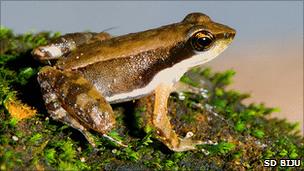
[224,32,235,39]
[224,33,228,38]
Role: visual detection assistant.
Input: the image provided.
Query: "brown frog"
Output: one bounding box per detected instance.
[32,13,235,151]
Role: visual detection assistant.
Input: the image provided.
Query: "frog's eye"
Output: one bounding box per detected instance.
[190,30,214,51]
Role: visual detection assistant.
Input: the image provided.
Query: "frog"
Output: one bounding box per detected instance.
[32,12,235,152]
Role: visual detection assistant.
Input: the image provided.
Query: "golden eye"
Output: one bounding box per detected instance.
[190,31,214,51]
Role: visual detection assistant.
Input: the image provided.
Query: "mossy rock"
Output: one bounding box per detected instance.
[0,27,303,170]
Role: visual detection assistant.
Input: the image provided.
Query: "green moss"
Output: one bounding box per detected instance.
[234,121,245,132]
[140,133,153,146]
[44,148,56,164]
[252,129,265,139]
[57,141,77,161]
[121,147,140,161]
[200,141,236,156]
[16,67,37,85]
[8,118,19,127]
[180,75,199,87]
[29,133,43,144]
[0,27,303,170]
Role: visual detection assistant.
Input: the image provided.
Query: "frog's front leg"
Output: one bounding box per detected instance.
[150,83,203,152]
[32,32,111,61]
[37,66,124,147]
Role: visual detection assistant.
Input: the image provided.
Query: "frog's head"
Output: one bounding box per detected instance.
[178,12,236,66]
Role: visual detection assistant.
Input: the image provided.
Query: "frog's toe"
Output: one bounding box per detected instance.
[102,134,128,148]
[171,137,203,152]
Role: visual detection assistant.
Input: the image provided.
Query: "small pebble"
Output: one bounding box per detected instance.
[185,132,194,138]
[178,92,185,100]
[77,147,82,152]
[112,149,117,154]
[12,136,18,141]
[201,148,210,155]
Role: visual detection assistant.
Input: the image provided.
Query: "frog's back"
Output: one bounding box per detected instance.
[56,22,192,71]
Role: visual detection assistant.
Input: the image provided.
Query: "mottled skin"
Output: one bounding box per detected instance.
[33,13,235,151]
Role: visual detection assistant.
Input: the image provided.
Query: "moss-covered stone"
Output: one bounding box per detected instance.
[0,27,303,170]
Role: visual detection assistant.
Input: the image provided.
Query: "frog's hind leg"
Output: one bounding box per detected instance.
[32,32,111,62]
[37,66,125,147]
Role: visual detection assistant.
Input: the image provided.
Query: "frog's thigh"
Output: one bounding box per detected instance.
[153,83,202,152]
[38,66,116,137]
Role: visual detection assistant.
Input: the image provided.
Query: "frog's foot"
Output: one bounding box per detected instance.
[157,131,203,152]
[38,66,118,147]
[171,137,203,152]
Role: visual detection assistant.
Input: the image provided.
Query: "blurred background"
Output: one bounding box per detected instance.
[1,1,303,134]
